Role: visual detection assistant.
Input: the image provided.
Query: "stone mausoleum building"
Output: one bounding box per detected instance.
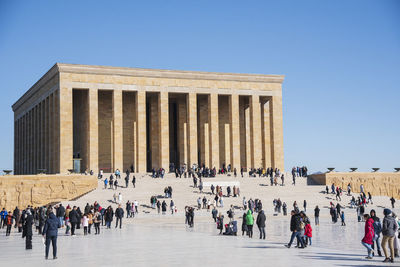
[12,63,284,175]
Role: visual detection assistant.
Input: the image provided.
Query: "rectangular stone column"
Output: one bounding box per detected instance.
[41,100,45,171]
[208,94,219,168]
[158,91,169,170]
[113,90,123,172]
[250,95,262,168]
[49,93,54,174]
[186,93,198,168]
[177,101,187,167]
[29,110,33,174]
[136,91,146,172]
[270,95,284,170]
[88,88,99,173]
[261,98,272,168]
[54,90,60,173]
[35,105,39,173]
[59,86,73,174]
[245,106,251,169]
[229,94,240,170]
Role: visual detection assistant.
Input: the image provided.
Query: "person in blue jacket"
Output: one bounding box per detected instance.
[42,208,61,260]
[0,208,8,228]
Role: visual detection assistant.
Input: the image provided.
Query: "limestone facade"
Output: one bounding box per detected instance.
[12,63,285,174]
[0,174,97,211]
[309,172,400,199]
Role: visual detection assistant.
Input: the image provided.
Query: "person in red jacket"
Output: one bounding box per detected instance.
[304,222,312,246]
[5,211,14,236]
[361,214,375,259]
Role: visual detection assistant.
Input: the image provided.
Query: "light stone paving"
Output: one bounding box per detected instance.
[0,173,398,266]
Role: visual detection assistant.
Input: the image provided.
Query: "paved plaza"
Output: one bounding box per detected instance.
[0,173,397,266]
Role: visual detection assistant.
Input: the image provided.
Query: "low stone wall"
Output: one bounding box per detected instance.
[0,174,97,211]
[309,172,400,199]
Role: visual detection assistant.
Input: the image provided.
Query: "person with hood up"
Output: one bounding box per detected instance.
[381,208,397,263]
[42,208,61,260]
[245,210,254,238]
[256,209,266,239]
[23,210,33,249]
[361,214,375,260]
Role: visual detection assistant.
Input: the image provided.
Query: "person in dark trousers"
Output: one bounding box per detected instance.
[56,204,65,227]
[303,200,307,212]
[23,210,33,249]
[256,210,266,239]
[68,206,78,236]
[390,197,395,209]
[13,206,20,229]
[115,205,124,229]
[125,175,129,188]
[285,210,305,248]
[5,211,14,236]
[132,176,136,188]
[43,208,61,260]
[314,206,320,226]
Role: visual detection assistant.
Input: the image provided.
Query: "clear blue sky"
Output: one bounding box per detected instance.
[0,1,399,173]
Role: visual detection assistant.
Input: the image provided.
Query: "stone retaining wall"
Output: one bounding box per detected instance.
[309,172,400,199]
[0,174,97,211]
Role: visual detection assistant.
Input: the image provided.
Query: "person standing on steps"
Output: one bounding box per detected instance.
[42,208,61,260]
[132,176,136,188]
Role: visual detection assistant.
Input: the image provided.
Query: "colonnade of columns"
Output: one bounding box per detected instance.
[14,88,284,175]
[14,90,59,175]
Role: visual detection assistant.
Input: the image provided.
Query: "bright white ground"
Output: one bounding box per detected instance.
[0,173,398,266]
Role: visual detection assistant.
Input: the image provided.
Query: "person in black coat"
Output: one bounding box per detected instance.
[42,209,61,260]
[56,204,65,227]
[23,210,33,249]
[13,207,20,229]
[256,210,266,239]
[115,205,124,229]
[68,207,78,235]
[285,211,305,248]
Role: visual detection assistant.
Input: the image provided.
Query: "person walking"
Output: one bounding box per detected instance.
[361,214,375,260]
[132,176,136,188]
[303,200,307,212]
[68,206,78,236]
[256,210,266,239]
[285,210,305,249]
[341,211,346,226]
[370,209,382,257]
[381,209,396,263]
[42,208,61,260]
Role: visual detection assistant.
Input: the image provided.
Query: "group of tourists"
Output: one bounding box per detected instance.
[361,208,399,263]
[103,171,136,190]
[1,205,60,259]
